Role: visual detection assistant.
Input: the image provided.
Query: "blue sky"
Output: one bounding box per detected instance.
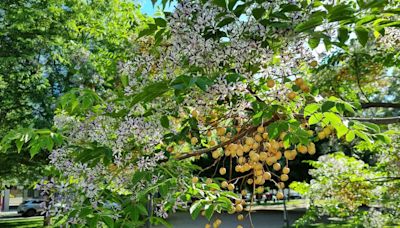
[139,0,176,15]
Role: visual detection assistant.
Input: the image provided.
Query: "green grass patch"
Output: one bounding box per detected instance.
[0,217,43,228]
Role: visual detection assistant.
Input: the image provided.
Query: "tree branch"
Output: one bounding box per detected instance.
[348,116,400,124]
[361,102,400,109]
[175,115,279,160]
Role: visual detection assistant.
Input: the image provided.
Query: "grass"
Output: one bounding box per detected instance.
[0,217,43,228]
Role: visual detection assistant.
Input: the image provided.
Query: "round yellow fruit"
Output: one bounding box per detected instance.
[273,163,281,171]
[205,224,211,228]
[217,127,226,136]
[282,167,290,174]
[245,137,255,146]
[257,186,264,194]
[237,225,243,228]
[281,174,289,182]
[192,110,199,118]
[263,172,272,180]
[323,127,332,136]
[257,126,265,133]
[297,145,308,154]
[247,178,254,185]
[228,183,235,191]
[295,78,304,86]
[254,134,263,142]
[191,137,198,145]
[237,214,244,221]
[235,204,243,212]
[212,150,221,159]
[276,192,284,200]
[317,131,326,140]
[206,178,213,184]
[192,176,199,183]
[221,181,228,188]
[219,167,227,175]
[310,60,318,67]
[287,91,297,100]
[267,79,275,88]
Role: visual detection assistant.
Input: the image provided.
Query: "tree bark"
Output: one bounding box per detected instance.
[361,102,400,109]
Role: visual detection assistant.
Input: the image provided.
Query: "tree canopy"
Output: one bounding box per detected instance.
[0,0,399,227]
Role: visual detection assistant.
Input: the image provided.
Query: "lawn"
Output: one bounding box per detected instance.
[0,217,43,228]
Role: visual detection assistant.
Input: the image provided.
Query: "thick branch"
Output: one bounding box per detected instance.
[175,115,279,160]
[294,113,400,125]
[348,116,400,124]
[361,102,400,109]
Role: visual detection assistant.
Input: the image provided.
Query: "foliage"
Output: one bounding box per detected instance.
[0,0,141,186]
[0,0,399,227]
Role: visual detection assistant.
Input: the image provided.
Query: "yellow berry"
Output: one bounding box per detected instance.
[267,79,275,88]
[205,224,211,228]
[263,172,272,180]
[257,186,264,194]
[309,60,318,67]
[317,131,326,140]
[257,126,265,133]
[191,137,198,145]
[323,127,332,136]
[219,167,226,175]
[273,163,281,171]
[281,174,289,182]
[228,183,235,191]
[282,167,290,174]
[297,145,308,154]
[247,178,253,185]
[206,178,213,184]
[295,78,304,86]
[235,204,243,212]
[192,176,199,183]
[221,181,228,188]
[287,91,297,100]
[276,192,284,200]
[237,214,244,221]
[217,127,226,136]
[192,110,199,118]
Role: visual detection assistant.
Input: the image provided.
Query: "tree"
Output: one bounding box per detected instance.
[1,0,399,227]
[0,0,140,186]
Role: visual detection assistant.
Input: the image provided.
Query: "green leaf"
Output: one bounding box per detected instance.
[213,0,227,8]
[190,200,203,220]
[195,77,213,91]
[15,140,24,153]
[308,37,320,49]
[355,26,369,46]
[327,4,355,22]
[217,17,235,27]
[321,101,335,112]
[160,116,170,129]
[295,15,324,32]
[309,113,323,125]
[252,8,265,20]
[338,27,349,43]
[205,204,215,221]
[346,130,355,142]
[335,124,348,139]
[154,18,167,27]
[323,112,341,126]
[137,204,148,216]
[361,122,380,133]
[304,104,320,117]
[132,171,148,185]
[102,216,114,228]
